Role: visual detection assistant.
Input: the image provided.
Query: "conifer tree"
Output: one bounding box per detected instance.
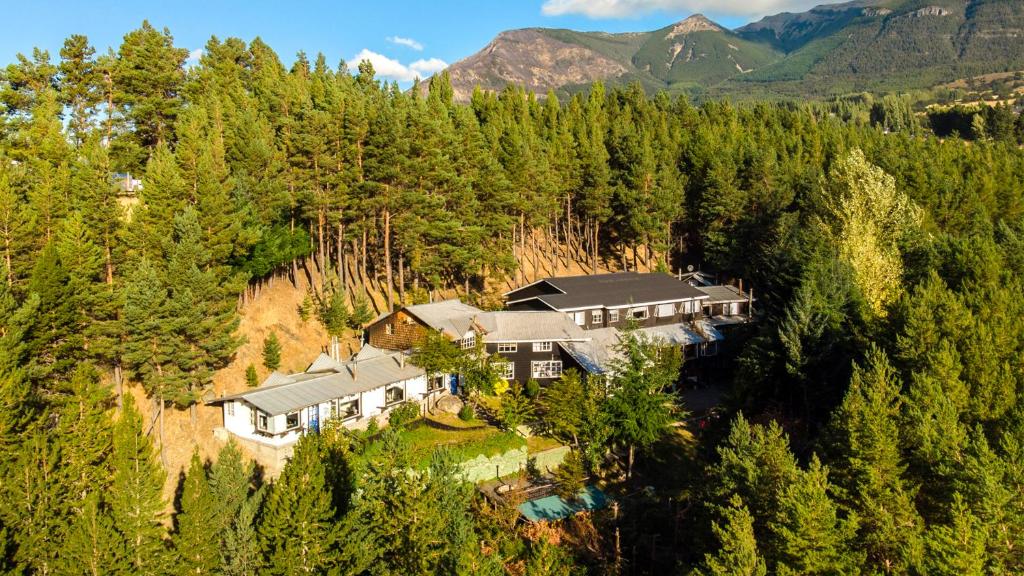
[604,332,680,477]
[923,494,987,576]
[826,347,924,573]
[109,395,167,574]
[114,21,189,163]
[0,431,66,574]
[24,242,82,384]
[262,331,282,371]
[57,34,101,143]
[695,496,767,576]
[173,451,220,575]
[59,490,123,576]
[258,434,337,575]
[54,364,113,508]
[768,456,861,576]
[246,364,259,387]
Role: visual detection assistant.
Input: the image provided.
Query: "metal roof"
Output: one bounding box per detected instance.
[475,311,589,342]
[636,323,706,347]
[507,272,708,311]
[211,347,425,416]
[404,299,482,338]
[697,285,752,304]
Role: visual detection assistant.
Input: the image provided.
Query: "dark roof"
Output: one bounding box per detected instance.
[506,272,707,311]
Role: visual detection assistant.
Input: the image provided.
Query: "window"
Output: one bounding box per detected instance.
[385,385,405,405]
[460,334,476,349]
[680,300,699,315]
[533,342,553,352]
[729,302,741,316]
[256,412,269,432]
[226,401,235,417]
[385,323,393,335]
[428,374,445,391]
[608,310,619,323]
[531,361,563,379]
[497,343,517,353]
[630,307,649,320]
[285,412,300,430]
[496,362,514,380]
[656,303,675,318]
[332,399,359,420]
[592,310,603,324]
[573,311,586,326]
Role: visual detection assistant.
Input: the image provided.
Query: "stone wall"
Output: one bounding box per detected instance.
[458,447,528,483]
[530,445,571,475]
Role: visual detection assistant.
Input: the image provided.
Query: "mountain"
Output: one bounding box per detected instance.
[431,0,1024,101]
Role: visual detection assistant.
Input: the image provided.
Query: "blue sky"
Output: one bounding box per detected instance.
[2,0,826,85]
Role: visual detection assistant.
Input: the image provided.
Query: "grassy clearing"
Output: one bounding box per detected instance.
[526,435,564,453]
[360,419,525,469]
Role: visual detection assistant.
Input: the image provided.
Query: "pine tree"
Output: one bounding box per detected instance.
[173,451,220,575]
[923,494,987,576]
[24,242,83,384]
[826,347,924,574]
[769,456,861,576]
[223,487,265,576]
[604,332,680,477]
[258,434,337,575]
[114,21,189,163]
[109,395,167,575]
[246,364,259,387]
[0,431,66,574]
[262,331,282,371]
[58,490,124,576]
[707,415,800,549]
[54,364,113,508]
[695,496,767,576]
[553,449,585,502]
[57,34,101,143]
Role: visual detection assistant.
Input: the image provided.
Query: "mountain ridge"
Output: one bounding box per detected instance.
[429,0,1024,101]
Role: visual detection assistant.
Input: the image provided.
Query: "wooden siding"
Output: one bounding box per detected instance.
[486,342,577,384]
[558,301,704,331]
[367,310,429,351]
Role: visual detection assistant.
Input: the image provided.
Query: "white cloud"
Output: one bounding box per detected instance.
[186,48,204,65]
[541,0,823,19]
[387,36,424,51]
[409,58,448,76]
[350,49,448,83]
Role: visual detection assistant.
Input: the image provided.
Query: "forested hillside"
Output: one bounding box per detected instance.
[1,21,1023,575]
[437,0,1024,101]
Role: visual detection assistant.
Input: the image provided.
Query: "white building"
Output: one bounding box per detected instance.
[210,345,451,473]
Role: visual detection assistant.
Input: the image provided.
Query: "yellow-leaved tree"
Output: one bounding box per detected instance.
[821,149,922,318]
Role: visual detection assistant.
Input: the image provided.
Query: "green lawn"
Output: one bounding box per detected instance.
[526,435,564,453]
[360,419,525,469]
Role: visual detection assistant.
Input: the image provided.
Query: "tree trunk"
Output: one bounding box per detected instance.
[159,393,167,469]
[337,222,345,287]
[593,221,600,274]
[627,444,635,479]
[398,254,405,305]
[384,206,393,311]
[114,364,123,410]
[290,215,298,287]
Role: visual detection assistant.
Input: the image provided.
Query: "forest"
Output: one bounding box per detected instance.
[0,20,1023,575]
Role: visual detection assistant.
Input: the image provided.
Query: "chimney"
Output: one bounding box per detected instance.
[399,354,406,369]
[738,278,744,296]
[349,362,358,380]
[330,336,339,361]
